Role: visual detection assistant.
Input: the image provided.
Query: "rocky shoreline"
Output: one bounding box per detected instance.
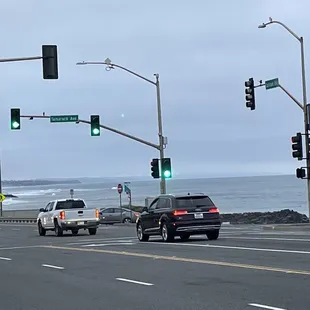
[130,206,309,224]
[221,209,309,224]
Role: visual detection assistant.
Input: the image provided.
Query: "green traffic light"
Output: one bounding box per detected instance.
[92,128,100,135]
[163,170,171,178]
[12,121,20,129]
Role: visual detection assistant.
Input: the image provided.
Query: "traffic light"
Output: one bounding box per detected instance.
[296,168,306,179]
[291,133,303,160]
[90,115,100,136]
[42,45,58,79]
[151,158,160,179]
[161,158,172,179]
[245,78,255,110]
[10,108,21,130]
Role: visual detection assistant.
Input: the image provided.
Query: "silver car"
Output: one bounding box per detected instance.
[99,207,139,224]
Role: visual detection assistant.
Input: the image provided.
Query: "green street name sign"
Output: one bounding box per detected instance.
[50,115,79,123]
[265,78,279,90]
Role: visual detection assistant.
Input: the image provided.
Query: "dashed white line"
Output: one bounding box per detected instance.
[224,236,310,242]
[116,278,153,286]
[0,257,12,261]
[82,242,135,247]
[249,303,287,310]
[42,264,65,270]
[66,236,135,245]
[11,228,20,231]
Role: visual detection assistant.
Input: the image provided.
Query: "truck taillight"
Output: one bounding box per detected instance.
[95,209,99,218]
[59,211,65,220]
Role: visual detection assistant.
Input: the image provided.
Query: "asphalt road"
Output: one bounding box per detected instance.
[1,223,310,310]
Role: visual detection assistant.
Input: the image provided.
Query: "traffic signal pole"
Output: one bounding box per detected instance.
[154,74,166,195]
[258,18,310,218]
[76,59,168,194]
[20,114,160,150]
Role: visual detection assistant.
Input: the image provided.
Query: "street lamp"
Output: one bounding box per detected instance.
[76,59,167,195]
[258,17,310,218]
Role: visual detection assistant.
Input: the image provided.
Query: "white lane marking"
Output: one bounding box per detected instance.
[145,241,310,255]
[12,228,20,231]
[223,236,310,242]
[66,236,136,245]
[0,257,12,261]
[82,242,135,247]
[116,278,153,286]
[249,303,286,310]
[0,245,40,250]
[42,264,65,270]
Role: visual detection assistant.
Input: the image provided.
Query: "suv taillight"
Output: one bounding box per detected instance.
[209,207,219,213]
[173,210,188,216]
[59,211,65,220]
[95,209,99,218]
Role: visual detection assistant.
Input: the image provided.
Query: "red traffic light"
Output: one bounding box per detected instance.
[292,133,302,143]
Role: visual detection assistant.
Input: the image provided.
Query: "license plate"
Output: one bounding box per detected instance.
[78,221,84,225]
[194,213,203,219]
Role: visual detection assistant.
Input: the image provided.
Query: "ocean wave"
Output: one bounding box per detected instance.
[3,198,29,205]
[10,188,62,197]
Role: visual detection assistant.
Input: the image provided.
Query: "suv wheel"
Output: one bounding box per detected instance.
[137,223,149,241]
[206,229,219,240]
[161,223,174,242]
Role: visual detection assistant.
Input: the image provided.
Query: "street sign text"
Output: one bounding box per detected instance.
[50,115,79,123]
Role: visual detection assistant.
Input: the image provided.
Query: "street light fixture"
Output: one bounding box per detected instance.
[258,17,310,218]
[76,58,167,195]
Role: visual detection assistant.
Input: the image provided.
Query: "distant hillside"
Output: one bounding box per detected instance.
[3,179,82,187]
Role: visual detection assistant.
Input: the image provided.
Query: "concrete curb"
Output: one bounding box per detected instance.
[262,224,310,231]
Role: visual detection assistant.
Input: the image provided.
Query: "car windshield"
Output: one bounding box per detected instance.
[55,200,85,210]
[175,196,215,209]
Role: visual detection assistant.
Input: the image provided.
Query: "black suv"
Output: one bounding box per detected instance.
[136,193,221,242]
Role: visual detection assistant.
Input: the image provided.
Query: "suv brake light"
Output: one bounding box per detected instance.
[173,210,188,216]
[95,209,99,218]
[209,207,219,213]
[59,211,65,220]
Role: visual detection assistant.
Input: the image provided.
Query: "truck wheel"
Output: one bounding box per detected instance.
[54,221,63,237]
[38,221,46,236]
[88,228,97,235]
[206,229,219,240]
[123,218,131,223]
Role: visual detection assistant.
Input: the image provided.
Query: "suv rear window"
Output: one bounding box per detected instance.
[55,200,85,210]
[176,196,215,209]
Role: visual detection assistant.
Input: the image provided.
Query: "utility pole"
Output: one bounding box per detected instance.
[76,59,168,194]
[258,18,310,218]
[155,73,166,194]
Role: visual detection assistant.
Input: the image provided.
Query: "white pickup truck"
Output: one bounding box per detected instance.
[37,198,100,236]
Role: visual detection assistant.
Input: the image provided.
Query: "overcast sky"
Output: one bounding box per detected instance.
[0,0,309,179]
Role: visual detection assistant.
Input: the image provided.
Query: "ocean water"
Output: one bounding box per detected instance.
[1,175,308,215]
